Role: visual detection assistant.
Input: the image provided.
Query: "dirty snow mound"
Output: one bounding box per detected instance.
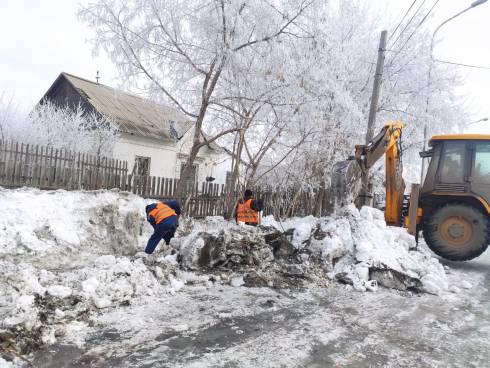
[276,205,447,294]
[0,187,451,364]
[175,205,448,295]
[0,188,180,360]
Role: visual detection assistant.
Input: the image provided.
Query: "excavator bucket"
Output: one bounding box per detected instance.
[330,158,363,210]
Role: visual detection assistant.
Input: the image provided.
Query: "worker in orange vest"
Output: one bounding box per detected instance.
[234,189,263,226]
[144,200,181,254]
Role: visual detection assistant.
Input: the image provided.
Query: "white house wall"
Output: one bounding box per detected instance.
[113,129,232,185]
[212,154,233,184]
[175,126,231,184]
[113,134,178,177]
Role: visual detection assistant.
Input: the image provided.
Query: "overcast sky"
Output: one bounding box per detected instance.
[1,0,489,134]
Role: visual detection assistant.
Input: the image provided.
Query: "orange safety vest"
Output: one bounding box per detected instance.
[236,198,259,224]
[149,202,177,225]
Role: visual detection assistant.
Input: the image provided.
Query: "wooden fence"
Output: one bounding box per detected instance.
[0,140,128,190]
[129,175,228,218]
[0,139,332,218]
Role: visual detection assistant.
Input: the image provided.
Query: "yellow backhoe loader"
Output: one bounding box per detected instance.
[331,121,490,261]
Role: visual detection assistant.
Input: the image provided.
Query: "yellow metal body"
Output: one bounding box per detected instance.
[431,192,490,215]
[377,129,490,227]
[429,134,490,144]
[353,125,490,233]
[383,122,405,226]
[353,121,405,226]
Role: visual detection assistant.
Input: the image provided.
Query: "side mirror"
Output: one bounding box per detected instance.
[419,149,433,158]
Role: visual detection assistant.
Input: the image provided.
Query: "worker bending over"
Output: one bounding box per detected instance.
[145,200,181,254]
[235,189,263,226]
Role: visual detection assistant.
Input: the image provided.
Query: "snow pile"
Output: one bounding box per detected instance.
[332,206,447,294]
[176,205,449,295]
[265,206,448,294]
[0,187,452,364]
[0,254,177,359]
[0,187,148,258]
[0,188,181,361]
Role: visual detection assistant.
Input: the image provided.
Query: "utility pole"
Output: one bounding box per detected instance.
[359,30,388,207]
[365,30,388,144]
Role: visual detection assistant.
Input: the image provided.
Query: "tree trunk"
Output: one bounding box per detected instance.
[175,143,200,200]
[314,180,325,217]
[224,129,245,219]
[286,188,302,218]
[244,166,257,189]
[174,99,208,200]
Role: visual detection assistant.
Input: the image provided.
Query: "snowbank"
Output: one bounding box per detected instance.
[0,187,455,363]
[0,187,147,257]
[175,205,448,294]
[0,188,172,361]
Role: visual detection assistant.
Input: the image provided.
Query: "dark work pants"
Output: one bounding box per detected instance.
[145,216,178,254]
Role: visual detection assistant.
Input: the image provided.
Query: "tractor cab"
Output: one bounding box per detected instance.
[418,135,490,261]
[420,135,490,210]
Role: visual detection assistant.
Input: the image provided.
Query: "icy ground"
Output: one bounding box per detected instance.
[0,188,489,367]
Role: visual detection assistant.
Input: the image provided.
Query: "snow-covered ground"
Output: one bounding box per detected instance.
[0,188,488,367]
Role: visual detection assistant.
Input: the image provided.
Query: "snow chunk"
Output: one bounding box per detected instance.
[41,328,56,345]
[16,294,35,309]
[168,277,185,293]
[55,309,65,319]
[0,357,14,368]
[95,255,117,268]
[292,222,314,249]
[82,277,99,295]
[230,276,245,287]
[47,285,72,298]
[93,296,112,309]
[21,269,46,295]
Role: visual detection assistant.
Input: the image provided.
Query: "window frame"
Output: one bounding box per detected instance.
[436,141,468,184]
[134,155,151,176]
[471,141,490,184]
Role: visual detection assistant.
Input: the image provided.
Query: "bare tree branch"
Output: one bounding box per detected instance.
[233,0,314,52]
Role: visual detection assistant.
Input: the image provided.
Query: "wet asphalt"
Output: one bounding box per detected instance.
[31,251,490,368]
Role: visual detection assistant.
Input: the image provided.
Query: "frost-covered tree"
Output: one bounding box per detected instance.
[78,0,314,196]
[2,101,119,157]
[0,91,20,142]
[79,0,467,205]
[254,1,467,192]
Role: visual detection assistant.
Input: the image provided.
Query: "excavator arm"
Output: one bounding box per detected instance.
[331,121,405,226]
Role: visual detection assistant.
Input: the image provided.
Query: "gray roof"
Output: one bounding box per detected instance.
[61,73,194,141]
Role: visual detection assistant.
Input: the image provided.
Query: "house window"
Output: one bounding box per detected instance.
[134,156,151,176]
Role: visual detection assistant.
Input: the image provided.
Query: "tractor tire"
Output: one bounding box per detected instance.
[423,203,490,261]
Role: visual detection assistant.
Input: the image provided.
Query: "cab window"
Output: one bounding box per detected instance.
[439,142,466,183]
[473,142,490,184]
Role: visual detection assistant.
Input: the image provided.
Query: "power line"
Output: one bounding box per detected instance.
[389,0,427,49]
[389,0,419,42]
[389,0,441,63]
[433,58,490,70]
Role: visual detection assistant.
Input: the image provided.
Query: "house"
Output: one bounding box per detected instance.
[40,72,230,185]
